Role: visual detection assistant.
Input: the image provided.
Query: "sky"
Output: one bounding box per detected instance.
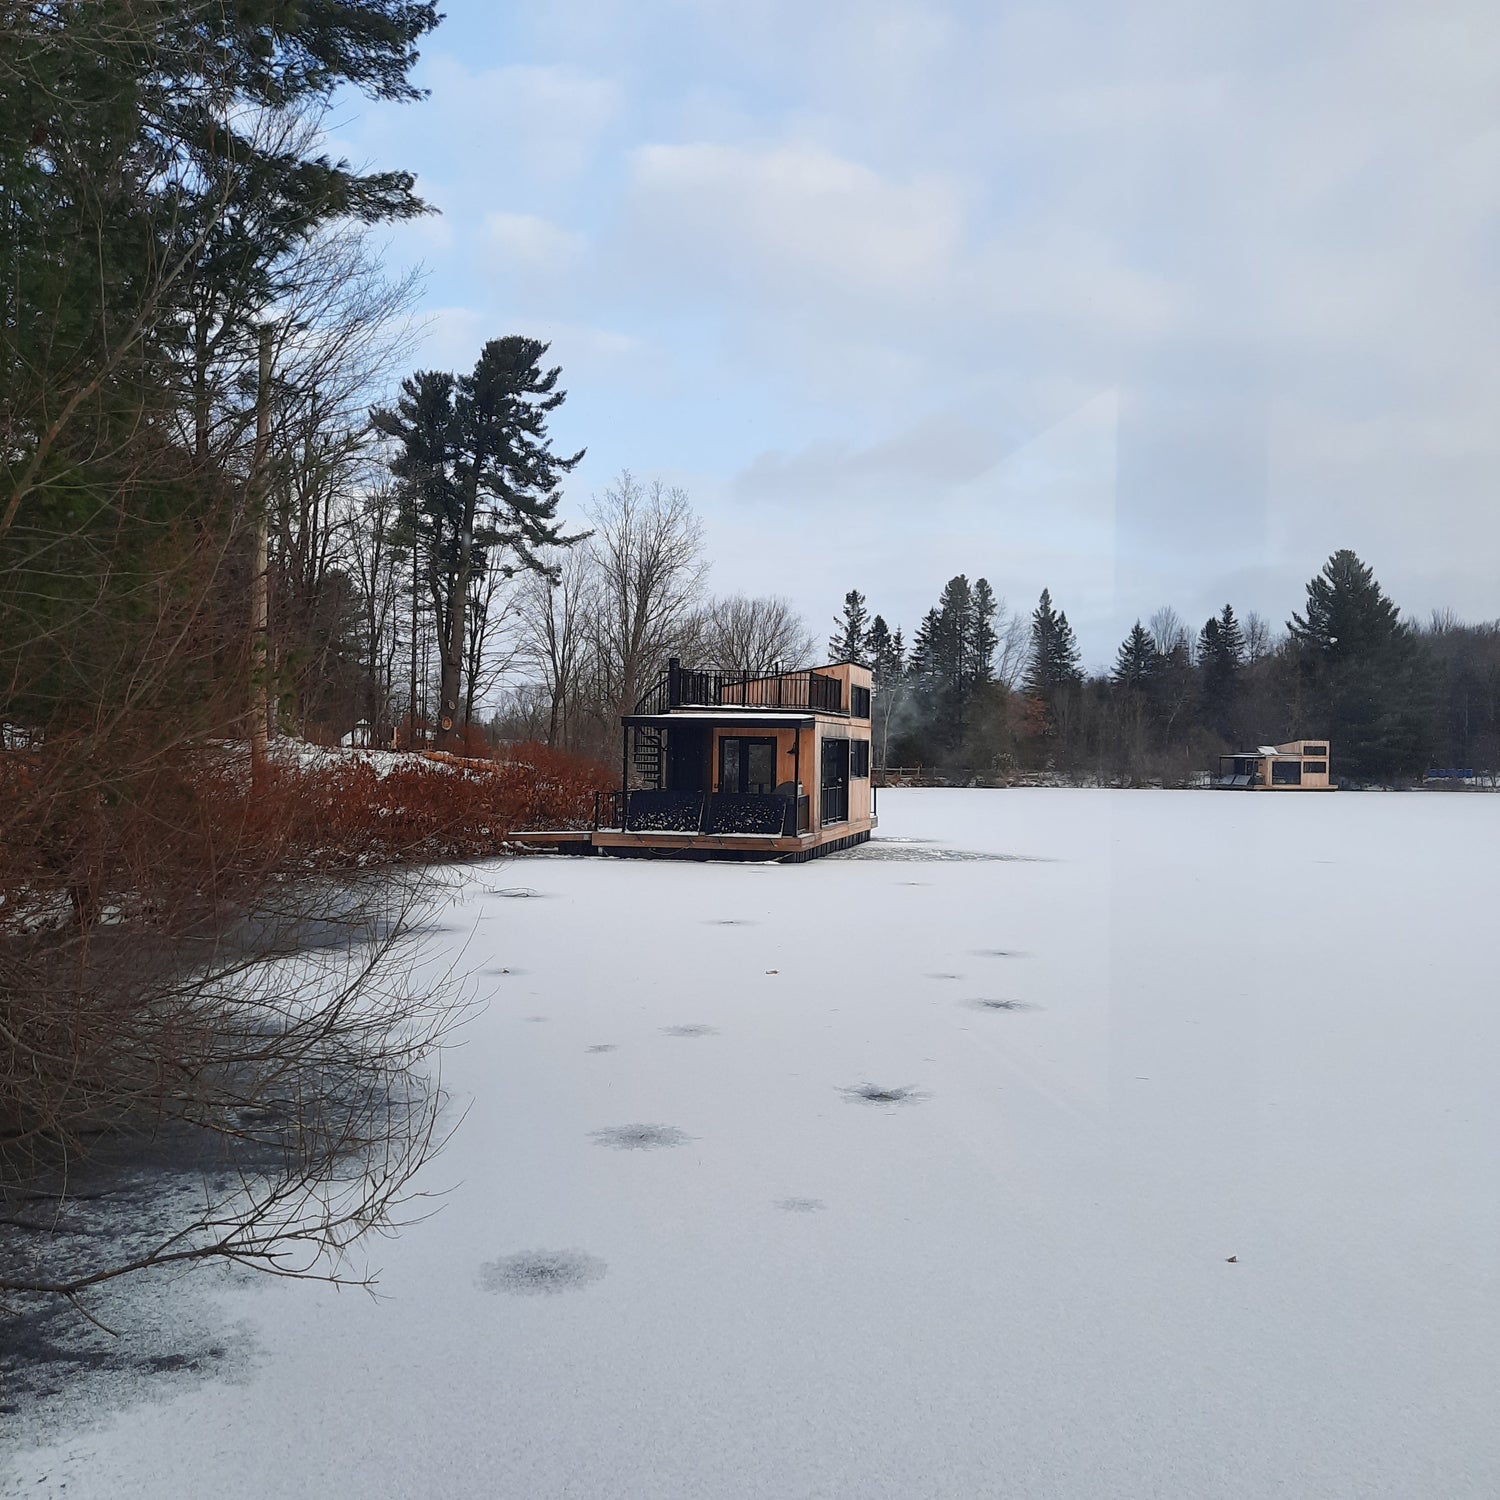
[331,0,1500,669]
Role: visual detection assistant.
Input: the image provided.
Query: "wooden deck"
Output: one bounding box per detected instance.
[510,819,876,862]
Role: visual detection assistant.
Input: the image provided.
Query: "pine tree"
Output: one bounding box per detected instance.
[1217,604,1245,666]
[1198,604,1244,737]
[933,575,973,694]
[375,337,584,744]
[908,608,941,682]
[1023,589,1083,698]
[867,615,903,688]
[969,578,999,689]
[1288,550,1430,780]
[829,589,872,664]
[866,615,907,770]
[1112,621,1160,688]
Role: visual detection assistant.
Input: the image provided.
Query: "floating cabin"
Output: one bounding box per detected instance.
[585,658,877,861]
[1215,740,1334,791]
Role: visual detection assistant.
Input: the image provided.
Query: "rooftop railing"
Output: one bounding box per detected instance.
[633,660,843,716]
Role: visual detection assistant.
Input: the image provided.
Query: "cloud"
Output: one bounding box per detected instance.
[348,1,1500,653]
[481,212,585,270]
[624,142,963,299]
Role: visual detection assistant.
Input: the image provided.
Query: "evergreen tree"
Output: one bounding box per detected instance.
[1288,550,1430,780]
[375,337,584,744]
[969,578,999,689]
[829,589,872,664]
[1023,588,1083,698]
[908,608,941,682]
[867,615,902,687]
[866,615,907,770]
[1197,604,1245,738]
[1112,621,1160,688]
[933,575,974,695]
[1216,604,1245,666]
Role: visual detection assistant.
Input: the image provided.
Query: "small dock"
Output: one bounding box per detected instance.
[508,829,597,855]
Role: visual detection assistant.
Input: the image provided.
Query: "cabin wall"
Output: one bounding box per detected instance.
[707,726,802,792]
[811,712,874,829]
[1255,750,1332,790]
[816,661,874,718]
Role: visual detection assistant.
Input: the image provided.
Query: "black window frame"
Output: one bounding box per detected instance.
[851,739,870,778]
[850,684,871,720]
[718,735,779,795]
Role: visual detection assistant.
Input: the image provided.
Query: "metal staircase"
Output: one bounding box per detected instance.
[631,726,664,786]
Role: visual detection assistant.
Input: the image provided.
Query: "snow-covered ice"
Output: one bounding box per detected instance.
[6,789,1500,1498]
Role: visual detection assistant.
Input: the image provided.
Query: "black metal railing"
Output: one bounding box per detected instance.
[594,789,626,829]
[601,788,810,838]
[634,660,843,716]
[819,785,848,825]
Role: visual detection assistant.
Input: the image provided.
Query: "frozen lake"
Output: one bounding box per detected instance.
[7,789,1500,1498]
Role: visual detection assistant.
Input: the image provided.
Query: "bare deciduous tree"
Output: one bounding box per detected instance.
[586,472,708,719]
[697,593,813,675]
[517,548,597,748]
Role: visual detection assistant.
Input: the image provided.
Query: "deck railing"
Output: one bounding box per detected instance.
[595,788,809,837]
[819,784,848,826]
[634,661,843,716]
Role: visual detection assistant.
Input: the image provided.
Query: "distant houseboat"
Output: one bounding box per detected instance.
[590,657,877,860]
[1215,740,1334,790]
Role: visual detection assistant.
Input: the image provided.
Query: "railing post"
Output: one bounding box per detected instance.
[667,656,681,708]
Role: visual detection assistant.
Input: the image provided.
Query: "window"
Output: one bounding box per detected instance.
[851,740,870,778]
[1303,761,1327,775]
[1303,744,1327,758]
[1271,759,1302,785]
[850,684,871,719]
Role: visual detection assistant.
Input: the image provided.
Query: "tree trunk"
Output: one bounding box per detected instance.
[249,324,272,786]
[437,523,473,750]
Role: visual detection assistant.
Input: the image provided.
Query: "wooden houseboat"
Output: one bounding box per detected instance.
[591,658,877,860]
[1215,740,1334,790]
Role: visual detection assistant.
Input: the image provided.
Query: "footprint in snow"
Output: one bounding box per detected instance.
[966,998,1038,1013]
[661,1024,719,1038]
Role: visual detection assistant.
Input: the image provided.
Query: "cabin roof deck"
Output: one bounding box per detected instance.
[622,709,817,728]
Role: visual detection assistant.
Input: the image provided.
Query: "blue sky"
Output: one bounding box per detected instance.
[332,0,1500,667]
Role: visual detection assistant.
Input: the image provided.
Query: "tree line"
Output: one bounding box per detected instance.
[824,553,1500,785]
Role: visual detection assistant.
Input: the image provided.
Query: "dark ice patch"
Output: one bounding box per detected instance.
[590,1124,692,1150]
[479,1249,606,1296]
[839,1083,927,1106]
